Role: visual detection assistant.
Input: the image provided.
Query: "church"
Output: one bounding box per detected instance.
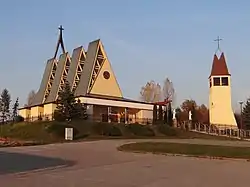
[208,38,238,129]
[18,26,154,124]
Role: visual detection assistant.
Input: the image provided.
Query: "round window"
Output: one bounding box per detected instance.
[103,71,110,79]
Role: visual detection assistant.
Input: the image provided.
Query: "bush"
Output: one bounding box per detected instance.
[45,122,79,138]
[126,123,155,136]
[53,110,66,122]
[157,125,177,136]
[15,115,24,122]
[92,122,122,136]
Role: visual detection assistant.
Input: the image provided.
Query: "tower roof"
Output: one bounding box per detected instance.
[210,52,230,77]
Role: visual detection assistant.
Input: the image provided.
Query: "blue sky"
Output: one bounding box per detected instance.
[1,0,250,111]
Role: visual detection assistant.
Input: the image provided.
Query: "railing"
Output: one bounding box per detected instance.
[177,121,250,139]
[23,114,153,125]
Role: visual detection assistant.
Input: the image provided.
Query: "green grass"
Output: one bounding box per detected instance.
[0,121,240,147]
[118,142,250,159]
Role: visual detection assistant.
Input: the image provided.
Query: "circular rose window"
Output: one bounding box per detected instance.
[103,71,110,79]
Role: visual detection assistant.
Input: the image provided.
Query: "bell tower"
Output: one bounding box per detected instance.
[209,37,237,129]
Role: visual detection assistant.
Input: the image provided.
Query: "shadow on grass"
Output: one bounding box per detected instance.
[0,151,74,175]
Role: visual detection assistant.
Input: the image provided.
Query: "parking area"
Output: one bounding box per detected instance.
[1,139,250,187]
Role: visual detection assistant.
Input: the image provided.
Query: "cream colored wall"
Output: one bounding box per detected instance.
[19,108,31,119]
[136,110,153,119]
[209,75,237,128]
[44,103,57,119]
[31,106,44,118]
[88,58,123,97]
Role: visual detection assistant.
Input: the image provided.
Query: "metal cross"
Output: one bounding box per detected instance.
[58,25,64,31]
[214,36,222,51]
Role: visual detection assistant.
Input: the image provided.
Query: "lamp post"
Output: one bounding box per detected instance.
[239,101,243,130]
[239,101,244,138]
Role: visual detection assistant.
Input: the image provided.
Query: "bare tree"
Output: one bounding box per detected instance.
[140,81,162,103]
[27,90,36,106]
[162,78,175,104]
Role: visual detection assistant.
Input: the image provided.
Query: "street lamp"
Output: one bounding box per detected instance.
[239,101,244,138]
[239,101,243,130]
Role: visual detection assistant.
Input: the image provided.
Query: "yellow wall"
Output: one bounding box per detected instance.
[44,103,57,119]
[89,58,123,97]
[209,75,237,128]
[31,106,44,118]
[19,108,31,119]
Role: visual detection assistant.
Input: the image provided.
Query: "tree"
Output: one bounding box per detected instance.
[242,98,250,129]
[26,90,36,106]
[158,105,163,121]
[140,81,162,103]
[54,81,76,122]
[196,104,209,124]
[0,89,11,123]
[181,99,197,112]
[163,107,168,124]
[167,102,173,126]
[153,104,157,123]
[162,78,175,105]
[72,99,88,120]
[12,97,19,122]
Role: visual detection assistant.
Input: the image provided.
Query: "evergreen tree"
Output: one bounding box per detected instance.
[54,81,76,122]
[167,102,173,126]
[12,97,19,122]
[72,99,88,120]
[0,89,11,123]
[158,105,163,121]
[153,104,157,124]
[242,99,250,129]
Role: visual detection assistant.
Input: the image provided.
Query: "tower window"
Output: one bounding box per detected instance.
[221,77,228,86]
[213,77,220,86]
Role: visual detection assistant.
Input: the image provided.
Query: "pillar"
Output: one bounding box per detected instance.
[108,106,111,123]
[125,107,128,124]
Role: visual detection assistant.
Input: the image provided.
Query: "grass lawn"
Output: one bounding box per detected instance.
[118,142,250,159]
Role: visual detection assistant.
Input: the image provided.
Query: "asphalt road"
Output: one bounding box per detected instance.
[1,139,250,187]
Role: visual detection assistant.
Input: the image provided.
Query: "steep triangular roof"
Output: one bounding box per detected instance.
[210,52,230,77]
[75,39,123,98]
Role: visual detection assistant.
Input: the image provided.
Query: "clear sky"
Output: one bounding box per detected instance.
[1,0,250,111]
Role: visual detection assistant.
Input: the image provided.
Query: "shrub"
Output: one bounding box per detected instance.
[157,124,177,136]
[126,123,155,136]
[53,110,66,122]
[92,122,122,136]
[15,115,24,122]
[45,122,79,138]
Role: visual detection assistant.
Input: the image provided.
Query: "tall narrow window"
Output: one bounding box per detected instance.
[213,77,220,86]
[209,79,212,87]
[221,77,229,86]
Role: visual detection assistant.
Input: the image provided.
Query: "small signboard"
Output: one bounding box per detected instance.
[65,128,73,140]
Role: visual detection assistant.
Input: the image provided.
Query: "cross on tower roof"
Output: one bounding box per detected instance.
[58,25,64,32]
[53,25,66,59]
[214,36,222,52]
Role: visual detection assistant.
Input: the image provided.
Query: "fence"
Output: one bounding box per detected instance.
[23,113,153,125]
[177,121,250,139]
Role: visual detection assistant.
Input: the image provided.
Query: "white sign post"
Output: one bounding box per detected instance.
[65,128,73,141]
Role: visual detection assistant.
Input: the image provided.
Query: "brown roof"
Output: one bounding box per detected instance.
[210,52,230,77]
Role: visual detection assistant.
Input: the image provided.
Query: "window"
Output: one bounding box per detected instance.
[209,79,212,87]
[221,77,229,86]
[213,77,220,86]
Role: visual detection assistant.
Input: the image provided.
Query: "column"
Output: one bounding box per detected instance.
[125,108,128,124]
[108,106,111,123]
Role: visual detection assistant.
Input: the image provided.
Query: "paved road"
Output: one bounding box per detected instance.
[1,139,250,187]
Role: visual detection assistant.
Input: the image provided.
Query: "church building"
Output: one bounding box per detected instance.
[208,46,237,129]
[18,26,153,123]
